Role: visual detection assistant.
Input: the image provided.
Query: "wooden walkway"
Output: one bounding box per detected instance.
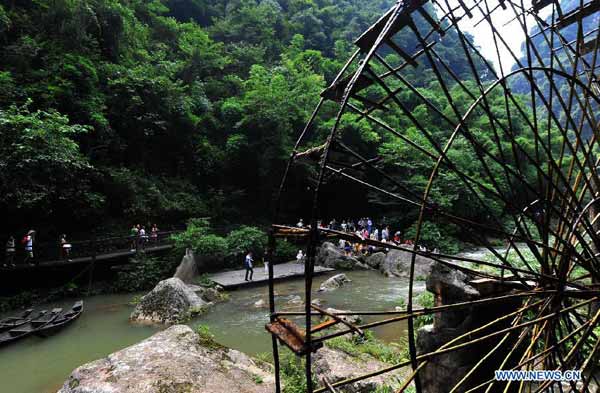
[208,262,335,289]
[0,244,173,271]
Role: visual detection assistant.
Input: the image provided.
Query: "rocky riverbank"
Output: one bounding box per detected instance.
[57,321,409,393]
[316,241,435,278]
[57,325,275,393]
[130,277,225,324]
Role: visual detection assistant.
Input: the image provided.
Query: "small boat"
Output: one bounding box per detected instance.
[35,301,83,337]
[0,308,61,346]
[0,309,33,332]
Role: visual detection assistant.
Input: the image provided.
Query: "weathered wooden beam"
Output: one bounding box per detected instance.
[580,36,600,55]
[354,0,428,52]
[417,7,445,36]
[532,0,555,13]
[554,0,600,31]
[294,143,327,161]
[385,38,418,67]
[265,317,323,355]
[311,304,364,337]
[321,73,375,103]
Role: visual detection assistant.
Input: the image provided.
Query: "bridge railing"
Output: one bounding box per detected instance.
[3,230,183,266]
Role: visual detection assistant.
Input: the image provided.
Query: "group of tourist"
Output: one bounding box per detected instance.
[3,230,73,268]
[295,216,418,257]
[129,224,160,252]
[3,223,164,268]
[297,217,403,239]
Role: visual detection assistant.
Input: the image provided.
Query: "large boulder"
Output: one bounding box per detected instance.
[365,252,385,269]
[313,346,406,393]
[316,242,366,270]
[416,263,522,393]
[57,325,274,393]
[379,247,434,278]
[318,273,351,292]
[130,278,208,324]
[173,248,198,284]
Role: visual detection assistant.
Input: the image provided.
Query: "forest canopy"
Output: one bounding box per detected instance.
[0,0,497,240]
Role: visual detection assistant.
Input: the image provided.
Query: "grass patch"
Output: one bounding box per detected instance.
[280,348,315,393]
[196,273,216,287]
[129,294,142,306]
[195,324,223,350]
[327,330,409,365]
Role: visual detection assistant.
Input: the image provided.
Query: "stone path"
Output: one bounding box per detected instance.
[207,261,335,289]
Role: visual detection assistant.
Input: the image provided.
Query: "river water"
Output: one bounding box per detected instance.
[0,270,424,393]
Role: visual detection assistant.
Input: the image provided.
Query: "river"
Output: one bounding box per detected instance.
[0,270,425,393]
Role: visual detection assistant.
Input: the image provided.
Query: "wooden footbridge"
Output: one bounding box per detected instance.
[0,231,182,271]
[207,261,335,289]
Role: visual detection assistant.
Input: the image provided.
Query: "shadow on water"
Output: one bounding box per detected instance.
[0,270,424,393]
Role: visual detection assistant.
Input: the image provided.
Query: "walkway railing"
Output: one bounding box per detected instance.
[3,230,183,267]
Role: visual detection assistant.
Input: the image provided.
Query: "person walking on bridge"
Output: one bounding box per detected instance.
[138,226,147,251]
[22,230,35,266]
[4,236,16,268]
[130,225,139,251]
[244,251,254,281]
[60,234,72,261]
[150,224,159,243]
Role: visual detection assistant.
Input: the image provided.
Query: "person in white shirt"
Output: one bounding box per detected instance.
[244,252,254,281]
[138,226,147,251]
[296,250,304,264]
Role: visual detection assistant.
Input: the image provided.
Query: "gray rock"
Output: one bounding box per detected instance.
[287,295,303,305]
[57,325,274,393]
[365,252,385,269]
[316,242,364,270]
[313,346,406,393]
[173,248,198,284]
[196,287,222,303]
[311,298,324,307]
[379,247,434,278]
[324,308,361,326]
[318,274,351,292]
[416,263,522,393]
[186,285,224,303]
[130,277,208,324]
[426,263,479,301]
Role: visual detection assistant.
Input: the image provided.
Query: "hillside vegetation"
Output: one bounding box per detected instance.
[0,0,522,243]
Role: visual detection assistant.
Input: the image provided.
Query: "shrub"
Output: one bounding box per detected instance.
[404,221,462,254]
[111,255,177,292]
[171,218,227,269]
[415,291,434,328]
[274,239,297,262]
[195,324,223,350]
[226,226,267,259]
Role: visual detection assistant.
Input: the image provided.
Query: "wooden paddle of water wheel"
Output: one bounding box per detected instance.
[265,0,600,391]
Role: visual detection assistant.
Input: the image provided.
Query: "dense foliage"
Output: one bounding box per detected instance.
[171,217,302,269]
[0,0,496,243]
[0,0,393,237]
[1,0,558,254]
